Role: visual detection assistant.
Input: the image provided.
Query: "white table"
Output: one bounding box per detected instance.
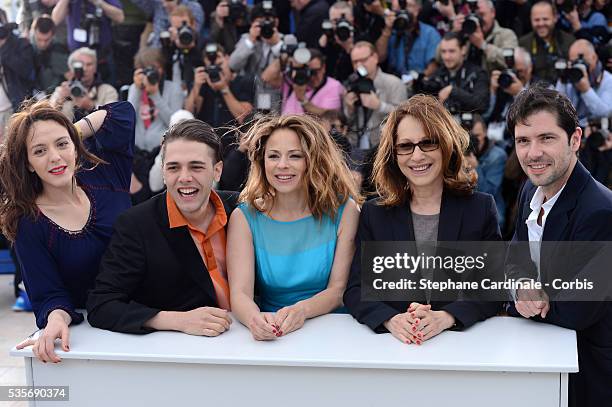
[11,315,577,407]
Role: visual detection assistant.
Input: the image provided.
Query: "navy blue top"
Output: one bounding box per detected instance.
[15,102,136,329]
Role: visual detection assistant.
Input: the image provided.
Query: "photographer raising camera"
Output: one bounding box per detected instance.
[185,43,254,154]
[128,47,184,153]
[281,48,344,115]
[51,47,117,121]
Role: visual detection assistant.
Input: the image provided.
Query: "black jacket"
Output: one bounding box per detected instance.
[0,34,34,109]
[429,61,490,114]
[87,191,238,334]
[343,190,502,333]
[507,162,612,407]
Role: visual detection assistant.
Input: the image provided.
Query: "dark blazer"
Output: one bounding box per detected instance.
[86,191,238,334]
[343,189,502,333]
[507,162,612,407]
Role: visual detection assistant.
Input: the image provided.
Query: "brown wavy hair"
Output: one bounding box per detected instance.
[0,99,105,242]
[239,114,363,220]
[373,94,476,207]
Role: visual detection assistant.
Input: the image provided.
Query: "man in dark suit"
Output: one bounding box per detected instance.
[87,120,236,336]
[505,86,612,407]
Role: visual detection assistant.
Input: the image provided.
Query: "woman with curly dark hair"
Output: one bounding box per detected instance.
[0,100,135,362]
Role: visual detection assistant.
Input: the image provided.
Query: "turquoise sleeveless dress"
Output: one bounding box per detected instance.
[238,202,347,312]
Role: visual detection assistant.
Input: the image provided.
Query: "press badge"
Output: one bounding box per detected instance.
[73,28,87,43]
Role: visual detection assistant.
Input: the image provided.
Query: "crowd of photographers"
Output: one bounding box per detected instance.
[0,0,610,237]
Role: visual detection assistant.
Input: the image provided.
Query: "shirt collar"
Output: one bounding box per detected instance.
[167,190,227,232]
[526,184,566,223]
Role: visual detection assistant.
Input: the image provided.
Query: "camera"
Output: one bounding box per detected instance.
[393,0,414,31]
[321,15,353,42]
[259,1,276,39]
[289,47,312,86]
[335,14,353,41]
[0,22,16,40]
[414,75,446,95]
[459,112,474,130]
[555,54,588,84]
[178,21,194,46]
[69,61,88,98]
[205,43,219,64]
[205,65,222,83]
[84,8,103,48]
[322,20,334,38]
[280,34,299,59]
[143,66,160,86]
[227,0,247,22]
[346,65,375,97]
[160,30,172,49]
[461,0,482,36]
[498,48,516,89]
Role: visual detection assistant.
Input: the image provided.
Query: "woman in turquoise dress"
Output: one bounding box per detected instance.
[227,114,361,340]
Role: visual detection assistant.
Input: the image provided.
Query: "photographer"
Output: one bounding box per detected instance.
[556,0,608,46]
[131,0,203,48]
[487,47,534,139]
[210,0,250,54]
[451,0,518,73]
[518,0,575,85]
[281,48,344,115]
[30,15,69,95]
[50,47,118,121]
[51,0,124,82]
[185,43,254,153]
[423,31,489,114]
[163,5,204,92]
[128,47,184,153]
[229,1,284,112]
[464,113,507,227]
[555,39,612,126]
[0,12,35,133]
[318,1,358,82]
[343,41,406,149]
[376,0,441,77]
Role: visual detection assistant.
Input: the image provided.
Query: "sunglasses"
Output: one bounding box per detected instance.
[395,139,440,155]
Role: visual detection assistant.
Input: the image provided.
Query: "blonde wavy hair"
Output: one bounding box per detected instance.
[373,94,476,207]
[239,114,363,219]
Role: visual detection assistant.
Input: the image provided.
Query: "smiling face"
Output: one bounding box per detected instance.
[395,115,443,193]
[530,2,556,41]
[264,128,307,195]
[514,110,580,197]
[163,139,223,218]
[26,120,77,191]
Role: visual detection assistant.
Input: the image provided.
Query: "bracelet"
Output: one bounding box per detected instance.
[83,116,95,137]
[74,124,83,139]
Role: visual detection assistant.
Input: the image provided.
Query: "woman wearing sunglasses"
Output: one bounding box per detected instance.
[344,94,501,344]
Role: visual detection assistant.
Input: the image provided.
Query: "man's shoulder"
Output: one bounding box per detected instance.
[376,69,404,87]
[116,193,165,227]
[518,32,533,47]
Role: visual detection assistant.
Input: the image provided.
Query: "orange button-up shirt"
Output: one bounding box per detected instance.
[166,191,230,310]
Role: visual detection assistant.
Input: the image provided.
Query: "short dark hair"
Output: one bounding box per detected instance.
[506,86,579,142]
[441,31,465,47]
[34,15,55,34]
[161,119,222,163]
[251,3,276,20]
[472,113,486,130]
[308,48,326,65]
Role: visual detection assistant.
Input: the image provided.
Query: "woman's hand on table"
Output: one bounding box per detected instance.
[383,310,423,344]
[247,312,278,341]
[408,303,455,342]
[16,309,71,363]
[274,303,307,337]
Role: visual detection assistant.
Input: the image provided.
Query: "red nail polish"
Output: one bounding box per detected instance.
[415,318,420,324]
[411,325,416,331]
[405,340,410,344]
[410,312,416,318]
[416,340,421,345]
